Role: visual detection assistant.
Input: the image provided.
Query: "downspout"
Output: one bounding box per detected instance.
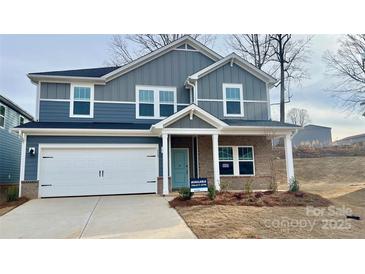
[185,78,197,105]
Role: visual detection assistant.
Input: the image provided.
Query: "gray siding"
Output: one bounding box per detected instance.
[0,104,29,183]
[94,50,214,104]
[168,114,214,128]
[40,83,70,99]
[39,101,161,124]
[25,136,163,180]
[197,63,267,100]
[198,101,268,120]
[197,62,269,120]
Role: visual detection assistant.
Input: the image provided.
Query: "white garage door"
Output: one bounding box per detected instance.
[38,145,159,197]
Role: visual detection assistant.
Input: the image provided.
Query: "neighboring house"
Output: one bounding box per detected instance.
[0,94,33,184]
[334,133,365,146]
[274,124,332,148]
[14,36,299,199]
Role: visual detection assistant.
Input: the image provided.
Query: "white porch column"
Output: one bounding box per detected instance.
[162,133,169,195]
[19,133,26,197]
[284,133,295,186]
[212,134,221,191]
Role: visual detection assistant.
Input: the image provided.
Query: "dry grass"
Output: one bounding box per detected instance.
[175,156,365,239]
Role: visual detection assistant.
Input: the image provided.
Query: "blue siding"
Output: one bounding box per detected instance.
[39,101,161,124]
[25,136,163,180]
[0,104,29,183]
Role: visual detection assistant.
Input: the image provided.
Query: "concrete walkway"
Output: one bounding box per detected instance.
[0,195,196,239]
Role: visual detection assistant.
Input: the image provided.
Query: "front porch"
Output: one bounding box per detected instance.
[158,133,295,195]
[153,104,298,195]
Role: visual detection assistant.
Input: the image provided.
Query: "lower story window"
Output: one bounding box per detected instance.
[238,147,254,175]
[218,146,255,176]
[218,147,234,175]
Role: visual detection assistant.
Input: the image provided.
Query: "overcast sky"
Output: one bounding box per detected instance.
[0,34,363,140]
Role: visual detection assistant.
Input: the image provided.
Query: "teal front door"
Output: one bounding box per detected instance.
[172,148,189,189]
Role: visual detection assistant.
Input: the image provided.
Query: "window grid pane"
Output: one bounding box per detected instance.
[226,88,240,101]
[219,147,233,160]
[239,162,254,175]
[0,116,4,127]
[226,102,241,114]
[159,104,174,117]
[159,90,174,103]
[74,87,91,100]
[239,147,253,160]
[139,90,154,103]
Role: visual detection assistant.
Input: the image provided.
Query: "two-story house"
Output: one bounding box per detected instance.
[0,94,33,200]
[14,36,298,199]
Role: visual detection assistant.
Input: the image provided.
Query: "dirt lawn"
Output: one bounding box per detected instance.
[176,156,365,239]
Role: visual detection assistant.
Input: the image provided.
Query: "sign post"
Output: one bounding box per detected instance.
[190,178,208,193]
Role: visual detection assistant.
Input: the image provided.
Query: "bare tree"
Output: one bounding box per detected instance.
[108,34,216,66]
[269,34,312,122]
[323,34,365,115]
[287,108,311,126]
[227,34,274,71]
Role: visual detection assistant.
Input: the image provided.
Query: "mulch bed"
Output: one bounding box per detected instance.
[169,191,332,208]
[0,197,29,216]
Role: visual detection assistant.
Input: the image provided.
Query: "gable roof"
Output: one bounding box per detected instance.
[188,53,277,86]
[102,36,222,82]
[0,94,34,121]
[28,36,222,84]
[29,66,120,78]
[152,104,228,130]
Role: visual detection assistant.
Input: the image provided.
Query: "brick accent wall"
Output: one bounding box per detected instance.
[157,176,172,195]
[197,135,274,190]
[21,181,39,199]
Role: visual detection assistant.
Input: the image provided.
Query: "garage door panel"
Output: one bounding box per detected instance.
[39,146,158,197]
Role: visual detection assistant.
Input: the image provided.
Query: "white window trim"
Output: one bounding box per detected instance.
[19,115,25,126]
[135,85,177,119]
[222,83,244,117]
[218,145,255,176]
[0,104,5,129]
[69,83,94,118]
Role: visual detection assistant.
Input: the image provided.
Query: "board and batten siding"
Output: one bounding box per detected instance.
[94,50,214,103]
[0,104,29,183]
[197,62,269,120]
[40,83,70,99]
[24,136,163,181]
[167,114,214,128]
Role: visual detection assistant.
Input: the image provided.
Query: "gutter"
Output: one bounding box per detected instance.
[185,78,197,104]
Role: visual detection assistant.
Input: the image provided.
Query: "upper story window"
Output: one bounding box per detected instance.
[70,84,94,118]
[19,116,25,125]
[222,83,244,117]
[0,105,5,128]
[136,85,176,119]
[219,146,255,176]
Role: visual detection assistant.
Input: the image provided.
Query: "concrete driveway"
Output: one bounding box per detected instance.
[0,195,196,239]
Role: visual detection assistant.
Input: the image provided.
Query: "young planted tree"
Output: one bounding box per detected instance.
[323,34,365,115]
[286,107,311,126]
[108,34,215,66]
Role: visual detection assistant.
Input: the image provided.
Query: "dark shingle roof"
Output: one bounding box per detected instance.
[29,66,120,78]
[15,122,152,130]
[222,119,300,128]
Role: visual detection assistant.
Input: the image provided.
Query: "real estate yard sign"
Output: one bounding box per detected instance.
[190,178,208,192]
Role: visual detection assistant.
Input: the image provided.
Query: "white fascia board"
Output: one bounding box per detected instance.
[152,104,228,129]
[12,128,157,137]
[27,74,106,85]
[188,53,277,85]
[103,36,221,82]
